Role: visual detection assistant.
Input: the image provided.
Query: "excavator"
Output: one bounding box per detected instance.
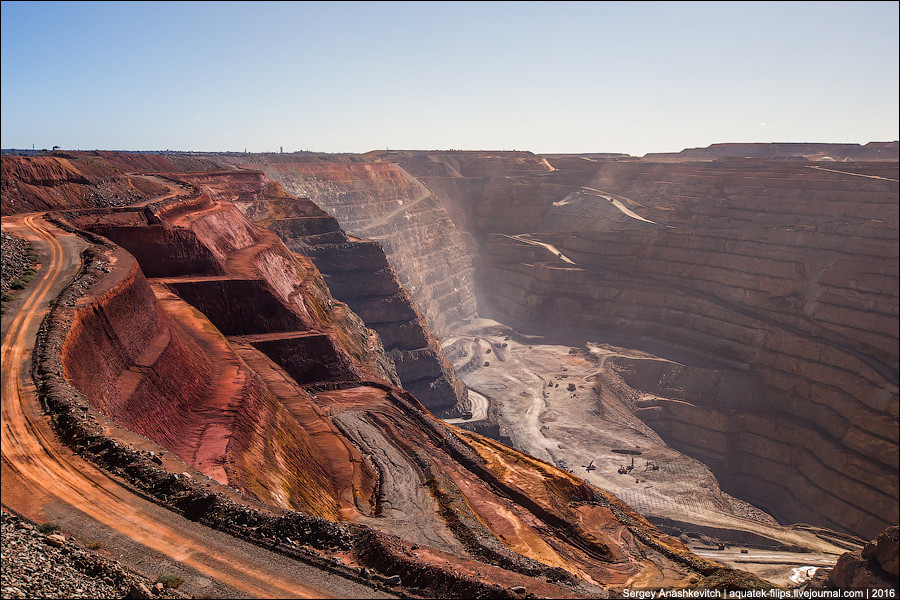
[582,460,596,472]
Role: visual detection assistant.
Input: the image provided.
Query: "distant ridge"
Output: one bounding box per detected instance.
[643,141,899,162]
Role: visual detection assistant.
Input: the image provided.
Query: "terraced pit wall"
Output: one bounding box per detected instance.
[474,161,899,540]
[60,197,399,519]
[252,162,479,341]
[256,154,899,540]
[186,154,897,540]
[173,168,467,415]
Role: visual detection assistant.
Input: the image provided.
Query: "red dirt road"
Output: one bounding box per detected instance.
[1,213,389,599]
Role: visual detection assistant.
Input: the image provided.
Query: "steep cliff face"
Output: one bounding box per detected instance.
[472,163,898,540]
[808,526,899,591]
[36,168,737,594]
[589,160,900,227]
[251,162,480,340]
[168,169,467,415]
[260,152,897,541]
[60,237,370,519]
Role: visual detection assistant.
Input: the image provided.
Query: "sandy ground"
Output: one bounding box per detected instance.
[442,317,854,586]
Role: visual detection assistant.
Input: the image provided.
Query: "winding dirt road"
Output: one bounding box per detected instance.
[807,165,899,182]
[442,389,489,424]
[502,233,576,264]
[353,164,434,235]
[1,212,388,598]
[128,173,196,206]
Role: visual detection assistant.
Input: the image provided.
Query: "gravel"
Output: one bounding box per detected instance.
[1,232,34,297]
[1,511,185,600]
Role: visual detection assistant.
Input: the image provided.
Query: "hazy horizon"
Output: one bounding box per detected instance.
[2,140,898,158]
[2,1,898,155]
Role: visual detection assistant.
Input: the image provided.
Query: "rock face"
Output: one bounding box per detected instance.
[253,151,898,541]
[245,160,480,340]
[478,162,898,540]
[164,169,467,416]
[3,159,745,594]
[479,220,898,538]
[817,526,899,590]
[4,149,896,593]
[64,197,392,519]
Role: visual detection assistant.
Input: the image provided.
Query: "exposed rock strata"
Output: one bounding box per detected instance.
[5,149,895,592]
[479,227,897,538]
[166,169,467,415]
[28,188,737,594]
[64,193,401,505]
[249,162,479,340]
[35,217,713,595]
[270,151,898,541]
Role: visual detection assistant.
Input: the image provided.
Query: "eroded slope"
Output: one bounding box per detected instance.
[262,150,898,544]
[162,169,467,415]
[13,165,740,595]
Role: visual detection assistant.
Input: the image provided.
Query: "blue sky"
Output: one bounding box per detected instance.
[2,1,898,155]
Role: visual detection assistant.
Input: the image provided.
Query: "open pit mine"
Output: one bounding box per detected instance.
[2,143,897,598]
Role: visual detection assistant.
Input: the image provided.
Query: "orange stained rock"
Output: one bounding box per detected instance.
[150,284,357,519]
[447,466,581,575]
[232,346,378,519]
[1,214,349,599]
[455,427,588,515]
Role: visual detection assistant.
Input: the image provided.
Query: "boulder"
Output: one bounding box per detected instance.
[862,525,899,577]
[829,525,899,590]
[123,582,152,599]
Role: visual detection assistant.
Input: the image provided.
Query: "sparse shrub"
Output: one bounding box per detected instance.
[155,574,184,589]
[86,541,103,550]
[37,522,60,534]
[10,281,26,290]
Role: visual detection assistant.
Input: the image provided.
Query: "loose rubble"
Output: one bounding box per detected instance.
[1,232,36,297]
[1,511,185,600]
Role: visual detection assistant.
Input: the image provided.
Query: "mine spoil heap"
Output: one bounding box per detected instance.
[0,151,785,598]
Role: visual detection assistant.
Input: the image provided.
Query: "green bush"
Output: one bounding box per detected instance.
[37,523,60,534]
[155,574,184,589]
